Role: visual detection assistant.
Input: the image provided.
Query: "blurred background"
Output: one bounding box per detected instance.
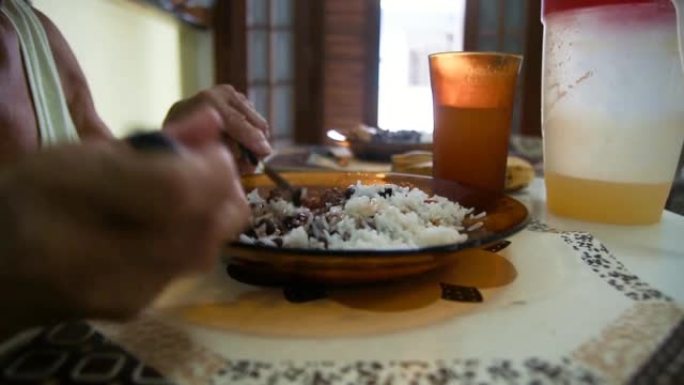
[33,0,540,143]
[32,0,683,213]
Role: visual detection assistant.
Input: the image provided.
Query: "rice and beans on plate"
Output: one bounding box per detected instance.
[239,182,485,250]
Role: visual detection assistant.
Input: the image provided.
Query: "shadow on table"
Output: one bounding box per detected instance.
[169,248,517,338]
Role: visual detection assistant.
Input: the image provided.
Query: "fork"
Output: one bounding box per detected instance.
[239,145,303,206]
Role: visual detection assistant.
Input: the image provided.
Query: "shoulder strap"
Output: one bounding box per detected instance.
[0,0,79,146]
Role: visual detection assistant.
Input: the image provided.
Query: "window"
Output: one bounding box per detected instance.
[213,0,541,143]
[246,0,295,141]
[377,0,466,134]
[467,0,529,135]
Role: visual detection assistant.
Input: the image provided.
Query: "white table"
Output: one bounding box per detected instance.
[90,177,684,385]
[517,178,684,304]
[5,177,681,385]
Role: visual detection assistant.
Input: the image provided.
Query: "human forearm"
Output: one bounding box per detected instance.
[0,172,71,340]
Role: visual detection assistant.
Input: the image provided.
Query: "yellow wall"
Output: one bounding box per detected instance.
[32,0,214,137]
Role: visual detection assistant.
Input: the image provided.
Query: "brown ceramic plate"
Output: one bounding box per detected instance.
[222,171,529,286]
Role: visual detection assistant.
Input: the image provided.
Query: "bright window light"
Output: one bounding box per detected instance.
[377,0,466,135]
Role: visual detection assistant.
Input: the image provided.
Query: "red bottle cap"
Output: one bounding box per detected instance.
[542,0,673,16]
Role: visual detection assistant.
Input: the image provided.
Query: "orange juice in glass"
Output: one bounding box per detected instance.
[429,52,522,193]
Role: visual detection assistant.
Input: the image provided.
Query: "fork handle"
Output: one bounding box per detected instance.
[240,145,260,166]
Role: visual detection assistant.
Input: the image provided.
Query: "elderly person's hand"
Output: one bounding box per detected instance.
[0,109,249,339]
[163,84,271,173]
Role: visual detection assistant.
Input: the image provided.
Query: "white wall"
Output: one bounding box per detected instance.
[180,22,215,98]
[32,0,214,137]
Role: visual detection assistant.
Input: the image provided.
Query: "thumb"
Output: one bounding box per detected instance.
[163,106,224,149]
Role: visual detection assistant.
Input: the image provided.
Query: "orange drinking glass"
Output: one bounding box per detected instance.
[429,52,522,193]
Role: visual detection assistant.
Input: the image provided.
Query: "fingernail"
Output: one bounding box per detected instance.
[256,139,272,155]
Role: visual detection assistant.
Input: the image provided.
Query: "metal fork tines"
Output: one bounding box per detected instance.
[240,145,302,206]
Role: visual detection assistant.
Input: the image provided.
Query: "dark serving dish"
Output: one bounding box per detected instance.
[223,171,529,285]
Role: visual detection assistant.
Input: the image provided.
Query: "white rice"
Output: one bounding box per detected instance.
[241,181,483,250]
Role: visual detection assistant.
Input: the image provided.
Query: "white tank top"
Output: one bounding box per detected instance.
[0,0,79,146]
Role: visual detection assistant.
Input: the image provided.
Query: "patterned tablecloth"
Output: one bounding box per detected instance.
[93,178,684,385]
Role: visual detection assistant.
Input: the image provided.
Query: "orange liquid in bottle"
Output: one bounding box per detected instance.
[545,172,671,225]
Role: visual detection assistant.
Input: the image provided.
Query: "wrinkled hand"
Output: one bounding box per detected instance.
[163,84,271,173]
[0,114,249,338]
